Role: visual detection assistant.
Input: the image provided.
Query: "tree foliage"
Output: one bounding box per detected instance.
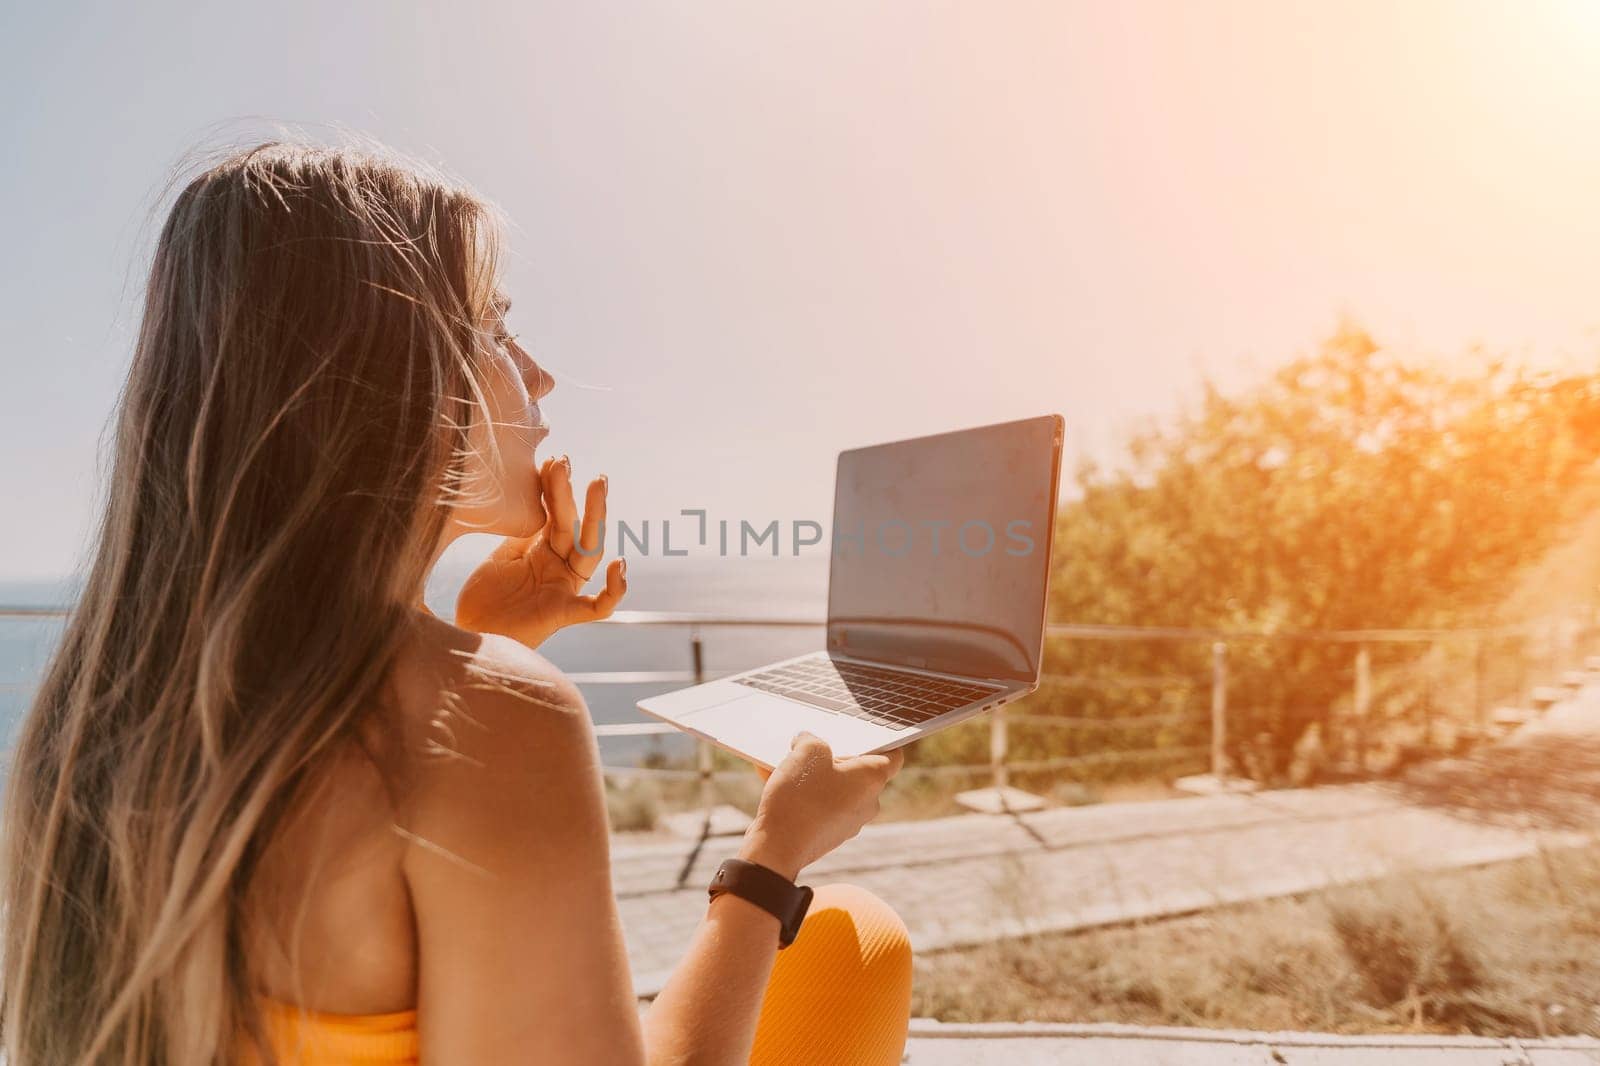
[1036,322,1600,778]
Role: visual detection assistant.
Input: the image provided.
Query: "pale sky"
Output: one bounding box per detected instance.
[4,0,1599,581]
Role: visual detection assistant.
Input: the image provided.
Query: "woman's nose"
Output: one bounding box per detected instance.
[528,361,556,401]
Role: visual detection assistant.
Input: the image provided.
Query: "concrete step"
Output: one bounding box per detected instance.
[903,1021,1600,1065]
[1491,706,1538,728]
[1530,685,1566,708]
[1173,773,1259,796]
[659,804,752,839]
[952,786,1049,814]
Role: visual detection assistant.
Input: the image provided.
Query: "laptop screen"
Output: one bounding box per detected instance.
[825,415,1063,684]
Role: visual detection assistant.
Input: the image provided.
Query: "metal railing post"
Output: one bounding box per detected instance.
[690,626,713,820]
[1517,629,1531,707]
[1548,618,1561,680]
[1353,645,1371,773]
[1472,634,1487,735]
[1421,641,1435,750]
[1210,641,1228,779]
[990,704,1009,794]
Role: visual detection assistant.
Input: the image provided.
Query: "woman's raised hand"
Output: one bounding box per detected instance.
[454,455,626,649]
[739,734,905,879]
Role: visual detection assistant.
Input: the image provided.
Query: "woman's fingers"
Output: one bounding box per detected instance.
[490,532,535,562]
[571,557,627,620]
[544,455,580,557]
[487,460,553,561]
[843,747,905,782]
[881,747,906,779]
[571,475,607,579]
[493,456,561,561]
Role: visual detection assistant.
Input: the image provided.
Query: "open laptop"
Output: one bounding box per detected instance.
[638,414,1064,770]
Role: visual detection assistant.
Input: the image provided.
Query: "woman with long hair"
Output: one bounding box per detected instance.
[1,140,911,1065]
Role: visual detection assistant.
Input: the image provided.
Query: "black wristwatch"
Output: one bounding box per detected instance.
[707,858,814,948]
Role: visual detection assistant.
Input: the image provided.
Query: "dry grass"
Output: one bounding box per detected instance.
[817,768,1190,823]
[604,777,664,832]
[912,844,1600,1037]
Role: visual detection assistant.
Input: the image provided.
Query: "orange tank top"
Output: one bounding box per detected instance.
[244,998,419,1065]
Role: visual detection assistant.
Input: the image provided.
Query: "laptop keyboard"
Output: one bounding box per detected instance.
[733,655,1002,731]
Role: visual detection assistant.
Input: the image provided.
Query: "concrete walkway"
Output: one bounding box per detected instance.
[618,684,1600,1056]
[618,685,1600,996]
[619,779,1591,995]
[902,1021,1600,1064]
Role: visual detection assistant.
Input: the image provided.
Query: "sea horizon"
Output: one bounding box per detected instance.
[0,551,834,766]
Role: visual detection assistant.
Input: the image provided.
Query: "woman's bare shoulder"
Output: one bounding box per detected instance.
[384,622,635,1059]
[386,613,588,739]
[381,613,602,854]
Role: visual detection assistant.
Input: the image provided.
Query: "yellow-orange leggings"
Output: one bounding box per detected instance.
[749,882,914,1066]
[249,883,912,1064]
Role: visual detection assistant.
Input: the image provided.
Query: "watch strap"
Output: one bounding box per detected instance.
[708,858,813,948]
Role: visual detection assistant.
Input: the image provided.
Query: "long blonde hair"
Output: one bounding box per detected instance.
[1,140,505,1064]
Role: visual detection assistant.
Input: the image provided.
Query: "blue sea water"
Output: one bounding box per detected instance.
[0,552,831,768]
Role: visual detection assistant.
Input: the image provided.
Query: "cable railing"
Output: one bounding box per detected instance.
[3,605,1595,820]
[575,607,1594,773]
